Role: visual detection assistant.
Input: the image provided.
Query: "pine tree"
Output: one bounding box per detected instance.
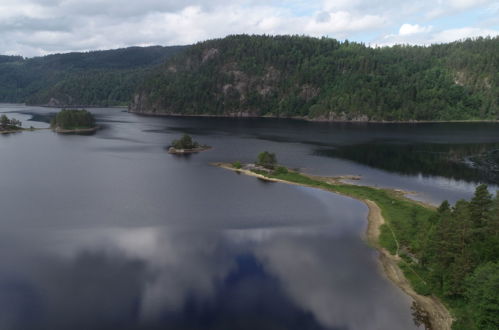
[470,184,493,228]
[429,207,456,294]
[481,192,499,262]
[448,200,474,296]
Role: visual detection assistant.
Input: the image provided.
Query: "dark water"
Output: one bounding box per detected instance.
[315,142,499,185]
[2,104,499,330]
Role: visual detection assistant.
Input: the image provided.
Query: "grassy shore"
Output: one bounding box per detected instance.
[214,162,453,330]
[0,127,48,134]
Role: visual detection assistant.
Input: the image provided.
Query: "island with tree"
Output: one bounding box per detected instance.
[168,134,211,154]
[0,114,24,134]
[50,109,98,133]
[229,151,289,175]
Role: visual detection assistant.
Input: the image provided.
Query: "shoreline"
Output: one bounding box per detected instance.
[0,127,48,134]
[213,162,452,330]
[168,146,212,154]
[53,126,99,133]
[128,109,499,124]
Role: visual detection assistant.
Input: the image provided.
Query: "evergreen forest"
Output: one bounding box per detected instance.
[0,45,187,106]
[392,185,499,329]
[131,35,499,121]
[50,109,96,130]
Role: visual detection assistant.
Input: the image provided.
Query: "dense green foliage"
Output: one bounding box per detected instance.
[0,114,22,130]
[256,151,277,169]
[0,45,187,106]
[465,262,499,329]
[421,186,499,329]
[170,134,200,149]
[242,163,498,329]
[132,34,499,121]
[51,109,95,130]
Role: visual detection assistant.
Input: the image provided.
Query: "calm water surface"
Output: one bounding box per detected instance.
[2,104,499,329]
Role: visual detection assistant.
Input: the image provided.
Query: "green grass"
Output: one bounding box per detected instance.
[252,167,438,286]
[399,260,432,295]
[257,169,434,254]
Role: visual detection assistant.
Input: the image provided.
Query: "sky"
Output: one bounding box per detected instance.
[1,0,498,57]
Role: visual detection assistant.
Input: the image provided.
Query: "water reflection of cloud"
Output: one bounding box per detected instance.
[253,232,417,330]
[0,224,418,329]
[47,227,237,322]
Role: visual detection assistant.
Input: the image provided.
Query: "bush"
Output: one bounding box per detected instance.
[232,161,242,169]
[274,166,288,175]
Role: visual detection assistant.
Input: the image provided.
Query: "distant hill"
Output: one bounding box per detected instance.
[130,35,499,121]
[0,45,187,106]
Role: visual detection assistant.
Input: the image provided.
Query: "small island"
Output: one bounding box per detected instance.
[50,109,98,133]
[0,114,26,134]
[168,134,211,154]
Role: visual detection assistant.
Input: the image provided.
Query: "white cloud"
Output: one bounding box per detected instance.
[0,0,498,56]
[398,23,432,36]
[377,25,498,47]
[306,11,386,35]
[448,0,490,10]
[427,0,494,18]
[430,26,499,42]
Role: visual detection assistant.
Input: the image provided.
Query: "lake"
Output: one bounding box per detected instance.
[1,104,498,329]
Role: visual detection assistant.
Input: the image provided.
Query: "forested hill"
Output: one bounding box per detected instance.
[0,45,187,107]
[130,35,499,121]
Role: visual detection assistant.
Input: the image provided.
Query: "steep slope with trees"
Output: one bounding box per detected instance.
[130,35,499,121]
[0,45,187,106]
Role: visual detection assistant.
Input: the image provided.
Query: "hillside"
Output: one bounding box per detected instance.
[129,35,499,121]
[0,45,187,107]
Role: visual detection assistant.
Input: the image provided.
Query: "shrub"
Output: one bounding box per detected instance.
[274,166,288,175]
[232,161,242,169]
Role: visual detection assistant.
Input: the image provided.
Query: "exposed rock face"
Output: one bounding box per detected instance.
[47,97,63,107]
[44,95,74,107]
[129,92,149,113]
[202,48,219,63]
[308,112,369,122]
[299,84,320,101]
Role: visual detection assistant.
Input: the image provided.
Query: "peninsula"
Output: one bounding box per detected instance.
[214,155,499,330]
[0,114,24,134]
[168,134,211,154]
[50,109,99,133]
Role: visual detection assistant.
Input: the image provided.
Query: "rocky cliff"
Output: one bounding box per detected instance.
[129,35,499,121]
